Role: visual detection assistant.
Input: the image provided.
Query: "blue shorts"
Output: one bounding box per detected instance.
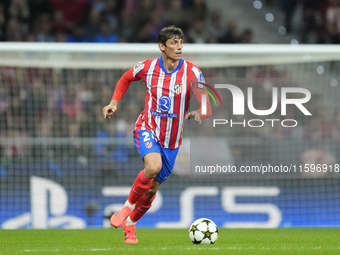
[133,130,179,182]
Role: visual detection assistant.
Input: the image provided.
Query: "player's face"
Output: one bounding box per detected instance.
[161,37,183,61]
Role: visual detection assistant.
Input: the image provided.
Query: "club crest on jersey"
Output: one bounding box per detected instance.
[174,83,183,95]
[145,141,153,149]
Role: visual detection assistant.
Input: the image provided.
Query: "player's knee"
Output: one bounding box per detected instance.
[144,161,162,178]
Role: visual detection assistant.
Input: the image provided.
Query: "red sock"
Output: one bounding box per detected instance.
[130,193,156,222]
[127,170,153,204]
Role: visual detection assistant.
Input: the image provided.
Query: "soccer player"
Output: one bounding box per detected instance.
[102,25,212,243]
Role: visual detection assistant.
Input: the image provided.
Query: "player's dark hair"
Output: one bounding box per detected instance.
[158,25,184,45]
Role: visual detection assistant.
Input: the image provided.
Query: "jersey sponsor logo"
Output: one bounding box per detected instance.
[151,111,178,118]
[159,96,171,112]
[174,83,183,95]
[145,141,153,149]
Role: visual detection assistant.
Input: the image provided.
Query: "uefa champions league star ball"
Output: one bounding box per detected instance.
[188,218,218,244]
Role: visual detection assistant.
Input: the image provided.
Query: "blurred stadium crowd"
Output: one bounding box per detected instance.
[0,0,340,44]
[276,0,340,44]
[0,0,254,43]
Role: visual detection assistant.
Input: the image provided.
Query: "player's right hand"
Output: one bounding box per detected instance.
[102,104,117,119]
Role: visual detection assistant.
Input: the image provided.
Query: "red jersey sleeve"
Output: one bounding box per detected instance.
[111,61,145,102]
[190,65,212,119]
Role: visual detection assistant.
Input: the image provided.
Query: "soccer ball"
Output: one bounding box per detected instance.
[188,218,218,244]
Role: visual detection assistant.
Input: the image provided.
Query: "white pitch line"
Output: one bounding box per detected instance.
[19,246,340,252]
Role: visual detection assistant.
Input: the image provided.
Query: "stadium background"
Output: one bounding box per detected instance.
[1,0,340,229]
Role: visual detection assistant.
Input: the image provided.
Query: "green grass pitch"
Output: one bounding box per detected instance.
[1,228,339,255]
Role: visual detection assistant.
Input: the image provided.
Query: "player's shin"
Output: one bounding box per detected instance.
[128,193,156,224]
[128,170,153,204]
[111,170,153,228]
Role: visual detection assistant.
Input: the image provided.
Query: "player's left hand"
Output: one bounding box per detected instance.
[185,111,201,124]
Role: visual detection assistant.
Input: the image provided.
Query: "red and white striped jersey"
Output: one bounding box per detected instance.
[112,56,210,149]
